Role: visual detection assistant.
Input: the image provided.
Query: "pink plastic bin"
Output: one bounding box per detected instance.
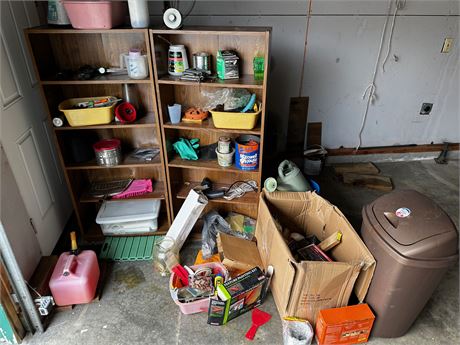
[169,262,229,315]
[49,251,100,306]
[63,1,127,29]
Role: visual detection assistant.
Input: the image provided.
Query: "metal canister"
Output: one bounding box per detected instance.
[192,52,210,71]
[218,136,231,154]
[93,138,121,166]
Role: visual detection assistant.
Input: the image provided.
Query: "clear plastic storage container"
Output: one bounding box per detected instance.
[96,199,161,235]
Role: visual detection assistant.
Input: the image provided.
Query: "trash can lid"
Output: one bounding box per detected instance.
[371,189,458,259]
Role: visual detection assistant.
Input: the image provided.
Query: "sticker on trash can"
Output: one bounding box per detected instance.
[395,207,411,218]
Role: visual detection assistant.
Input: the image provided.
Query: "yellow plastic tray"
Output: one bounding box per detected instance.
[211,106,261,130]
[58,96,116,127]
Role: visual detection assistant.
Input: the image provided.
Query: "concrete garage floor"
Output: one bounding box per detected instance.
[24,160,459,345]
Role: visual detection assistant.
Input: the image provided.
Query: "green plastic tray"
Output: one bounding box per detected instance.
[100,236,164,261]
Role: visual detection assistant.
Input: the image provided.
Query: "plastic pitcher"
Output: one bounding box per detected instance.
[49,232,100,306]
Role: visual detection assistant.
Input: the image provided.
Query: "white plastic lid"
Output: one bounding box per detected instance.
[129,49,142,57]
[169,45,185,51]
[96,199,161,224]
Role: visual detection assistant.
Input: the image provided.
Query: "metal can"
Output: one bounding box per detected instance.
[235,135,260,171]
[192,52,210,71]
[93,138,121,167]
[218,136,231,154]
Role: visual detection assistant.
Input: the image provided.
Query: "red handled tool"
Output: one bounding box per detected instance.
[171,264,189,286]
[245,308,272,340]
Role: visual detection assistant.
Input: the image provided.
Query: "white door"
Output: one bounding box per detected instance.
[1,145,41,279]
[0,1,72,255]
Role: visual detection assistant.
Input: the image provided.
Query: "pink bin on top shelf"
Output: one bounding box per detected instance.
[63,1,127,29]
[169,262,229,315]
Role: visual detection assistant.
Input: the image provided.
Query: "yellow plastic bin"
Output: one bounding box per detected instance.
[210,105,261,130]
[58,96,117,127]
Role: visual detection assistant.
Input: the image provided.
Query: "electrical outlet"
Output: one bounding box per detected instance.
[441,38,453,53]
[420,103,433,115]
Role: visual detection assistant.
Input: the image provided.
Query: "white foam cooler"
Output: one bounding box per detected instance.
[96,199,161,235]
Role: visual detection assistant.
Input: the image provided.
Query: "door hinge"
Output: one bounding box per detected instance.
[29,218,37,234]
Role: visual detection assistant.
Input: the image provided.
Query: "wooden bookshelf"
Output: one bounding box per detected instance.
[25,27,171,242]
[150,27,270,221]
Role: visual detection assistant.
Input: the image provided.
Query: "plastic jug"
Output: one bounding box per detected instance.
[49,232,100,306]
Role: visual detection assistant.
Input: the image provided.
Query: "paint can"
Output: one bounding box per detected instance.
[215,148,234,167]
[235,135,260,171]
[218,136,231,154]
[192,52,210,71]
[93,139,121,166]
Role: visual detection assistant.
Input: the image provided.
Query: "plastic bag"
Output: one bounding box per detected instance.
[282,318,313,345]
[201,210,253,259]
[202,88,251,111]
[225,212,256,236]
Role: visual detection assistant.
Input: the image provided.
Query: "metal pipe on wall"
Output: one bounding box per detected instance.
[0,221,44,333]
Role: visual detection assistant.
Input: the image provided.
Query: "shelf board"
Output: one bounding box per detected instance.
[168,157,259,174]
[163,117,261,134]
[26,26,149,34]
[151,27,271,35]
[80,181,165,203]
[66,154,161,170]
[41,74,151,85]
[176,182,258,205]
[157,75,263,89]
[55,113,156,130]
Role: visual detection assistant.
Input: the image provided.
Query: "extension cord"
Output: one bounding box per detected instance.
[34,296,55,316]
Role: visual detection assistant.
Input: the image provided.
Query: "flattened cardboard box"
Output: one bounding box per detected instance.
[255,191,375,324]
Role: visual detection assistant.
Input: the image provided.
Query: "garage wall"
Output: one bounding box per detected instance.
[149,0,459,150]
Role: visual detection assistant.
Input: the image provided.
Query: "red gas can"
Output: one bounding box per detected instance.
[49,232,100,306]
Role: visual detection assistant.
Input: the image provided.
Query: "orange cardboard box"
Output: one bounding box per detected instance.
[316,304,375,345]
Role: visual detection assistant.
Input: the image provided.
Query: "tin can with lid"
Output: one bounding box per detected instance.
[218,136,231,154]
[93,138,121,166]
[192,52,210,71]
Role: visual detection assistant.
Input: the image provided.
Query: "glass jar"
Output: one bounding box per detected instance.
[152,236,178,276]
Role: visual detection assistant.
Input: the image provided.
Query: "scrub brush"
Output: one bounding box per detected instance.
[112,179,152,199]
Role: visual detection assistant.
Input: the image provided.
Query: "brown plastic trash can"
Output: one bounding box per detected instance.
[361,189,458,338]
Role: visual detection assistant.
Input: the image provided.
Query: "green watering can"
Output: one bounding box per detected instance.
[264,160,311,192]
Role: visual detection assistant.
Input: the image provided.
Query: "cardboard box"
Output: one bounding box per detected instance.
[218,233,263,273]
[255,191,375,324]
[207,267,268,325]
[316,304,375,345]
